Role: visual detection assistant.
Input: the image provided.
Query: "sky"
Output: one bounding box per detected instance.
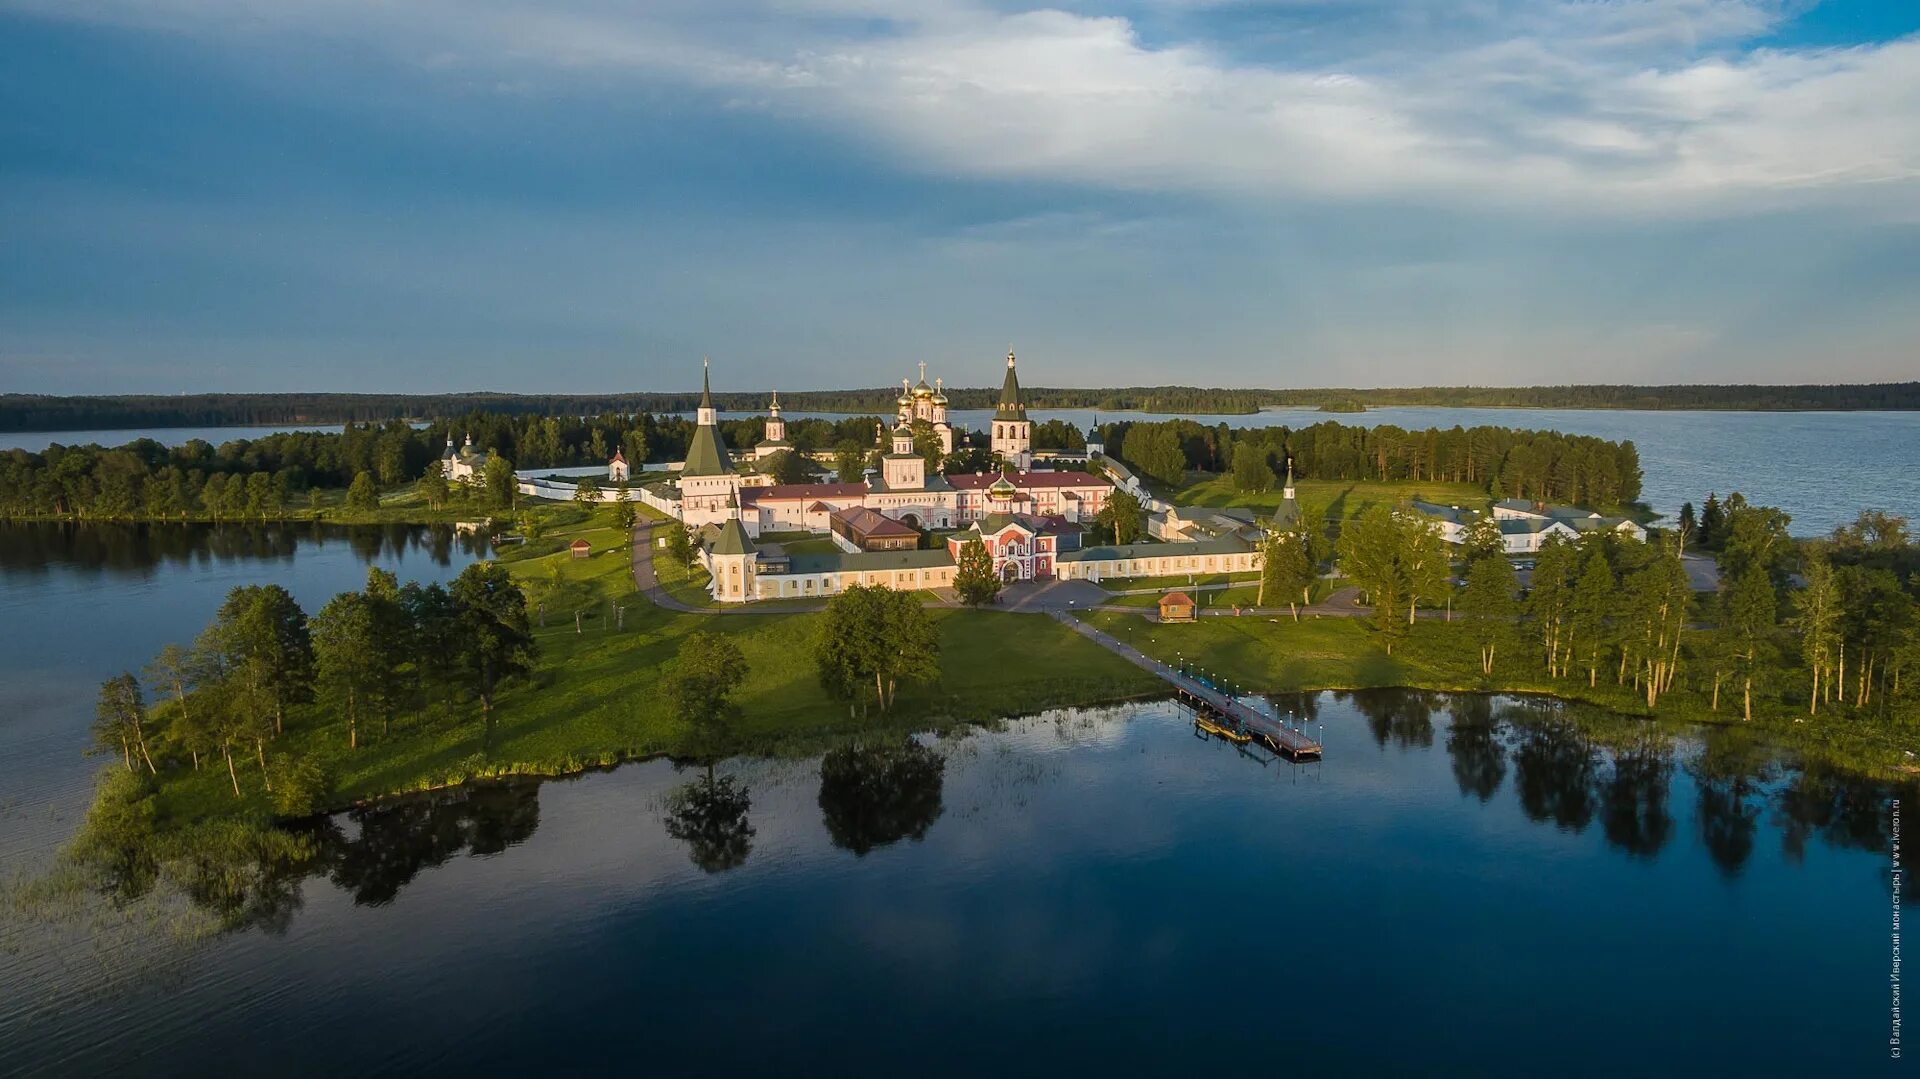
[2,1,1918,395]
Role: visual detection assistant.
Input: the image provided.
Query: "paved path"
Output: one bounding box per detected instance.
[630,520,829,614]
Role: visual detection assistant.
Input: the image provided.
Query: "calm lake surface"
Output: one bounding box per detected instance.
[10,408,1917,534]
[0,525,1907,1075]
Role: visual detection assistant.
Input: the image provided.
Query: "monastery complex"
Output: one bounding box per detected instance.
[658,351,1273,604]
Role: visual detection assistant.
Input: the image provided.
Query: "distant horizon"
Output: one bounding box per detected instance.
[9,379,1920,400]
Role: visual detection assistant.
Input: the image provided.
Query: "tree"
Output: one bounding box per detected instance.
[1338,505,1408,652]
[1400,515,1450,625]
[93,673,157,774]
[1230,443,1274,493]
[312,592,381,749]
[1676,502,1697,546]
[1098,489,1145,545]
[1569,548,1614,687]
[766,449,813,485]
[814,586,938,713]
[1263,531,1315,619]
[346,471,379,511]
[573,477,601,505]
[833,440,868,484]
[1837,565,1913,710]
[449,562,536,732]
[484,451,516,509]
[1719,494,1792,584]
[953,537,1000,606]
[666,631,750,772]
[1458,555,1519,674]
[1722,563,1778,722]
[416,466,449,510]
[1621,542,1692,707]
[610,498,637,532]
[1463,515,1504,563]
[1526,536,1577,677]
[1790,546,1842,715]
[202,584,314,738]
[1301,502,1334,570]
[145,643,205,769]
[1698,493,1724,549]
[665,523,694,568]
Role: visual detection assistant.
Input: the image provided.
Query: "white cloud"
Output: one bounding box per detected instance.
[8,0,1919,215]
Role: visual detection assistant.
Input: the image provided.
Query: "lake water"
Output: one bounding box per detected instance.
[8,408,1915,534]
[2,687,1904,1075]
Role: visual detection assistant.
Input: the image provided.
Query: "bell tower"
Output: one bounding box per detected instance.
[991,348,1032,471]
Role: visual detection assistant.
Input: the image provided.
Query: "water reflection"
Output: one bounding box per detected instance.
[0,520,490,578]
[114,694,1920,922]
[1775,765,1905,863]
[816,740,947,856]
[663,776,755,873]
[1345,688,1439,749]
[1444,696,1506,802]
[1688,732,1774,877]
[1507,707,1600,830]
[1596,734,1675,858]
[314,782,542,906]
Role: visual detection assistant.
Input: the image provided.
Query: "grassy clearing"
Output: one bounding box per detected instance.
[1173,473,1491,523]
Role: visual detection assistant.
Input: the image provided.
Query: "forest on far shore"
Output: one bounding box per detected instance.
[5,380,1918,432]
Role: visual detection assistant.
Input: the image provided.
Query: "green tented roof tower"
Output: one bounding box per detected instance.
[711,490,756,556]
[682,358,735,477]
[995,348,1027,421]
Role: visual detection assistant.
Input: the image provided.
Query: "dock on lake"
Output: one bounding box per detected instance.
[1050,612,1325,762]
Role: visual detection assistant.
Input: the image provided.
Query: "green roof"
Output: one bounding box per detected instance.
[709,514,756,556]
[995,354,1026,420]
[783,548,955,575]
[1060,536,1253,563]
[682,421,734,477]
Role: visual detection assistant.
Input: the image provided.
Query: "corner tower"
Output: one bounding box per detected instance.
[991,348,1032,471]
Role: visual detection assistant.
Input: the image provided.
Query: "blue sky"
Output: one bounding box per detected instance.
[2,1,1917,394]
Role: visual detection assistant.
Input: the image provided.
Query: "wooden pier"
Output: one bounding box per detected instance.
[1166,668,1324,761]
[1049,612,1325,762]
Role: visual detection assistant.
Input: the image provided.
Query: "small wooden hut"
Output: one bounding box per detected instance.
[1158,591,1196,623]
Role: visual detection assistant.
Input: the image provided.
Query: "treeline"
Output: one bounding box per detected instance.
[0,412,902,520]
[1106,418,1643,506]
[11,380,1917,433]
[1330,499,1920,723]
[88,563,535,815]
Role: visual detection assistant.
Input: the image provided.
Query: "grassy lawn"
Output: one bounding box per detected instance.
[1171,472,1491,528]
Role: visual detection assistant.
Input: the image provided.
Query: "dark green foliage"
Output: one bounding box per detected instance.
[448,562,536,725]
[814,585,939,712]
[666,631,750,762]
[954,537,999,606]
[345,471,379,511]
[1097,489,1145,545]
[1231,442,1275,493]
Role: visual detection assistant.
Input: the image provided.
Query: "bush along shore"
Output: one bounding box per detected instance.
[28,493,1920,932]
